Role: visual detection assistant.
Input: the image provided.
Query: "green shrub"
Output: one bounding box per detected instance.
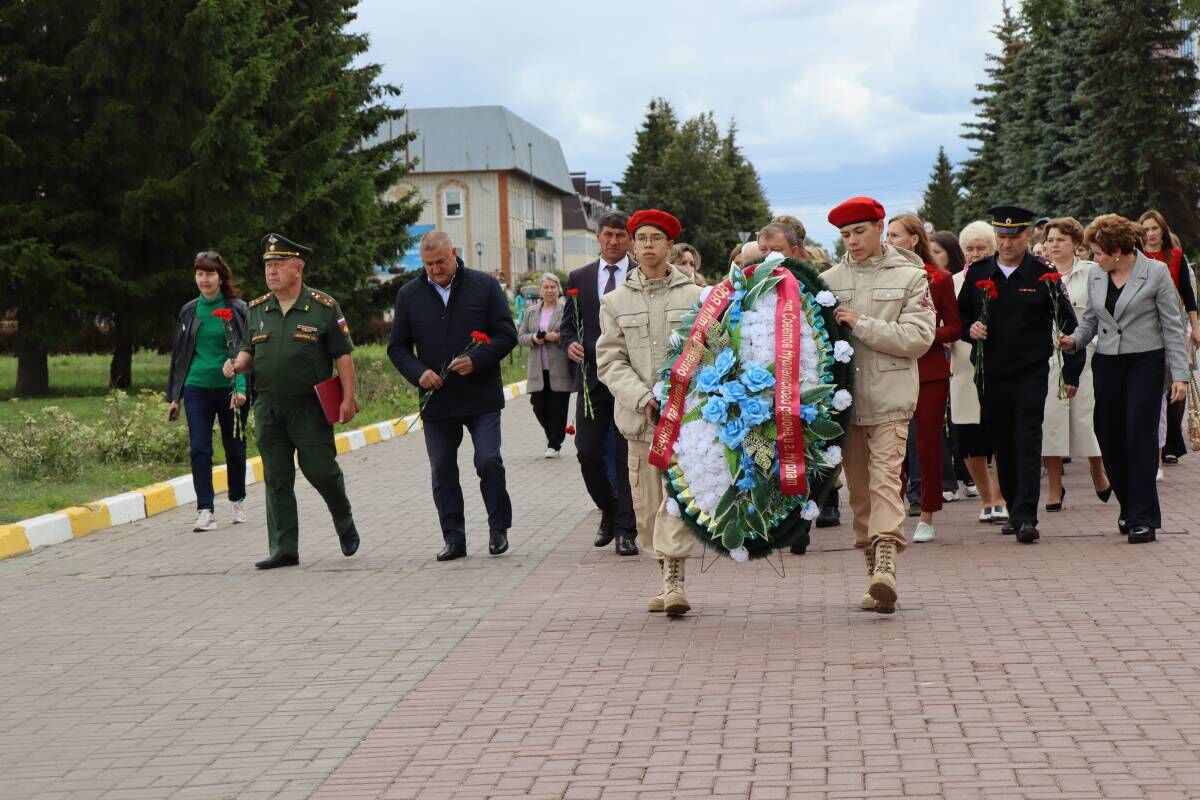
[0,405,94,480]
[354,359,414,409]
[93,390,190,465]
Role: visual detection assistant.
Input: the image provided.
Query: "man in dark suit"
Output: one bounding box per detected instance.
[560,211,639,556]
[959,206,1084,544]
[387,230,518,561]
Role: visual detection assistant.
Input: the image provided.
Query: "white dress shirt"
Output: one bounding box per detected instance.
[432,279,452,306]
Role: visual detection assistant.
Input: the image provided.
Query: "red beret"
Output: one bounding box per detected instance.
[827,196,886,229]
[627,209,681,241]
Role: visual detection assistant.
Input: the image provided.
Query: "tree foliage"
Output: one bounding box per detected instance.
[918,147,960,232]
[617,100,771,279]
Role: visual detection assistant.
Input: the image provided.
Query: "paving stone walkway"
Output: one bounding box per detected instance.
[4,404,1200,799]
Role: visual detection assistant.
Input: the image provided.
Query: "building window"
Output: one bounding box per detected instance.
[444,188,464,219]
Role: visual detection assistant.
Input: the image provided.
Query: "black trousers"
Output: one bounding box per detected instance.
[1093,350,1165,528]
[575,382,636,536]
[983,365,1048,527]
[423,410,513,547]
[1164,395,1187,459]
[529,371,570,450]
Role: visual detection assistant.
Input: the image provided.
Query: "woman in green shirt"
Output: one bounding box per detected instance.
[166,252,250,532]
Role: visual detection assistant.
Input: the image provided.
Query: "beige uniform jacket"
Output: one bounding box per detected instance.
[596,267,703,443]
[822,245,936,426]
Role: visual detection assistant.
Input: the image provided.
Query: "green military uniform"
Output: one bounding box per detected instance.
[241,233,357,565]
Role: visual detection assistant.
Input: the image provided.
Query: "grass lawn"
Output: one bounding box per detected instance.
[0,344,530,523]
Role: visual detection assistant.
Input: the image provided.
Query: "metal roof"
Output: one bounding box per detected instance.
[367,106,575,196]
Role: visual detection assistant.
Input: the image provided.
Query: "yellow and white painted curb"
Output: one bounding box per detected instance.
[0,380,529,561]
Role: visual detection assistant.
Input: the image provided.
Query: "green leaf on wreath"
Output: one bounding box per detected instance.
[724,445,739,478]
[807,417,843,440]
[721,522,744,550]
[713,486,737,521]
[681,404,704,425]
[744,274,783,311]
[800,384,835,407]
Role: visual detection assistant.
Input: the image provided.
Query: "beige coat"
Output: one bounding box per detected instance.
[822,245,936,426]
[596,267,703,442]
[518,299,572,392]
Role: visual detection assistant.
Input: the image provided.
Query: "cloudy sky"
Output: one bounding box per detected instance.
[349,0,1006,248]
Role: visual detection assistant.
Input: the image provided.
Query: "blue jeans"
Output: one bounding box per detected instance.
[422,410,512,547]
[183,385,248,510]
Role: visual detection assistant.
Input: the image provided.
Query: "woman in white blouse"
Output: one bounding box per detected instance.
[1040,218,1111,510]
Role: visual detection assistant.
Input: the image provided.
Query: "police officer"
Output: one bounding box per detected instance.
[959,207,1084,544]
[225,233,361,569]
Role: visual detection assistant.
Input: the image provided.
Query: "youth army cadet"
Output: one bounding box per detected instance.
[225,233,361,569]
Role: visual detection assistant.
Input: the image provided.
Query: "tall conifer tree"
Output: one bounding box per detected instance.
[918,147,960,232]
[617,98,678,212]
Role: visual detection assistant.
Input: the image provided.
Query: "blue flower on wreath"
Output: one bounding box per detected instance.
[740,396,771,426]
[701,395,730,424]
[735,470,756,492]
[697,365,723,394]
[801,404,819,424]
[717,417,748,449]
[720,380,748,403]
[741,364,775,392]
[713,348,736,378]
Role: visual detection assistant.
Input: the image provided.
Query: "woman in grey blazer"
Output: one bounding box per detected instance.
[518,273,573,457]
[1059,214,1189,543]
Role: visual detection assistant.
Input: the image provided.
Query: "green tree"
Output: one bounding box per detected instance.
[616,98,678,212]
[1061,0,1200,242]
[918,147,959,231]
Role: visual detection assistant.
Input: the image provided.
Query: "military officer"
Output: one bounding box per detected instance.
[225,233,361,569]
[959,207,1084,544]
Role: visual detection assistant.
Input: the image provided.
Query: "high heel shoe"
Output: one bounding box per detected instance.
[1045,487,1065,512]
[1096,485,1112,503]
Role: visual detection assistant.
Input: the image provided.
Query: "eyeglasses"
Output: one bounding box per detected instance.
[195,250,220,261]
[634,234,667,245]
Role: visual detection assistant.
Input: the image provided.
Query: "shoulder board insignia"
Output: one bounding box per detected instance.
[309,290,335,308]
[249,293,271,308]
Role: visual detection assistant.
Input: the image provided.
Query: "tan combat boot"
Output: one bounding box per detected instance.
[860,547,876,611]
[647,559,666,612]
[663,557,690,616]
[869,539,898,614]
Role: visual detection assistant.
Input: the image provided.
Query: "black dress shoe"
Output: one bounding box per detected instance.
[1016,523,1040,544]
[1045,487,1065,512]
[1001,521,1018,535]
[907,501,921,517]
[1118,518,1128,535]
[1097,486,1112,503]
[815,506,841,528]
[437,543,466,561]
[1128,525,1156,544]
[594,510,616,547]
[488,529,509,555]
[338,524,360,557]
[615,535,639,556]
[255,552,299,570]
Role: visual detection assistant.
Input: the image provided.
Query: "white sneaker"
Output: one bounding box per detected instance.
[963,483,980,498]
[193,509,217,532]
[230,500,247,524]
[992,506,1009,522]
[942,490,959,502]
[913,521,935,542]
[1157,468,1164,482]
[979,507,993,522]
[544,447,561,459]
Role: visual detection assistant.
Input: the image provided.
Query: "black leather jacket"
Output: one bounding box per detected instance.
[166,296,251,402]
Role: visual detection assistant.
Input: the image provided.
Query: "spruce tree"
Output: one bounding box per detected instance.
[720,121,771,273]
[918,147,960,232]
[616,98,678,211]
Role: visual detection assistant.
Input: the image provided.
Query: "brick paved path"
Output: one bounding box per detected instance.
[4,405,1200,799]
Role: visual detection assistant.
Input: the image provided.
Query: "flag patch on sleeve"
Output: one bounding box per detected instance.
[337,317,349,335]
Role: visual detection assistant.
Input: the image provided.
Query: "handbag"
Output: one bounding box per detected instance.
[1187,370,1200,452]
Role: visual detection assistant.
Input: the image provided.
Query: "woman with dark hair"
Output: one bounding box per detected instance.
[166,251,250,532]
[887,213,961,542]
[929,231,966,275]
[1059,214,1189,543]
[1138,210,1197,466]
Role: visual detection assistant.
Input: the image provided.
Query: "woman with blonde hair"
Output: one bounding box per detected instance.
[1039,218,1110,510]
[669,242,706,285]
[517,273,572,457]
[949,222,1006,523]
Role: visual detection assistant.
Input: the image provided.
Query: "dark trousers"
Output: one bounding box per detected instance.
[575,382,636,536]
[903,380,952,509]
[256,398,353,557]
[1093,350,1165,528]
[529,371,570,450]
[423,410,513,547]
[983,366,1048,527]
[183,385,248,511]
[1164,395,1187,459]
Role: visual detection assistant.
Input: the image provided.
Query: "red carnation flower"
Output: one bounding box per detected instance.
[470,330,491,345]
[211,308,234,321]
[975,279,999,300]
[565,288,580,296]
[564,425,576,435]
[1039,272,1063,283]
[924,265,944,285]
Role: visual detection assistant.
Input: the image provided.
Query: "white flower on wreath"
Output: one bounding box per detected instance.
[801,500,820,521]
[825,445,843,466]
[653,380,667,404]
[665,497,681,518]
[729,546,750,562]
[833,340,854,363]
[816,290,837,307]
[832,389,853,411]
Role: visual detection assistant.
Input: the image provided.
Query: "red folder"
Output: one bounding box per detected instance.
[314,376,343,425]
